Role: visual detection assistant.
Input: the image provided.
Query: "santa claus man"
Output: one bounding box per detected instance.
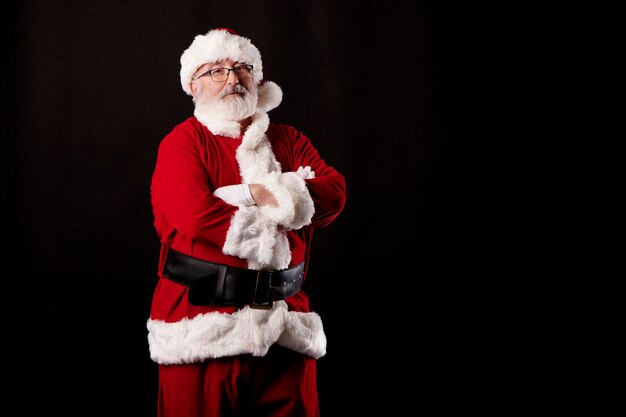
[147,27,347,417]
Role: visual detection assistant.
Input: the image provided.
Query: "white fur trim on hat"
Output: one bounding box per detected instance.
[180,28,264,96]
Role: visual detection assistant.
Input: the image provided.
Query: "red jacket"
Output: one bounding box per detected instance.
[147,113,346,364]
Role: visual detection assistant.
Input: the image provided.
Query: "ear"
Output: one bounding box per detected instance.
[190,81,197,96]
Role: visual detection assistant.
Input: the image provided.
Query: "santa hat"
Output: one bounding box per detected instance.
[180,28,264,96]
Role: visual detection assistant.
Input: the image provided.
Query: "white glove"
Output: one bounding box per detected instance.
[213,184,256,206]
[296,166,315,180]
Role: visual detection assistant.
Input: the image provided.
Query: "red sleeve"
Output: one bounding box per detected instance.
[150,126,237,246]
[282,127,347,228]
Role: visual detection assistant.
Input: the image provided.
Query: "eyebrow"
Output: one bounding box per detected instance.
[207,61,247,68]
[194,62,246,77]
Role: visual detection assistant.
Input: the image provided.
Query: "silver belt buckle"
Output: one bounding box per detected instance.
[250,270,275,310]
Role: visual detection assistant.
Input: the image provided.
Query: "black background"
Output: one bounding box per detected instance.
[3,1,505,415]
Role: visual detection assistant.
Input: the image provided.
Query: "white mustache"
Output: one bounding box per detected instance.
[220,85,248,98]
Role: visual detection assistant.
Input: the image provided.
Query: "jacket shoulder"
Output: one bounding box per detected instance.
[267,123,307,143]
[168,117,204,137]
[160,117,207,146]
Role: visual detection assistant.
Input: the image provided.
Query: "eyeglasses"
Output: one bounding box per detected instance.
[194,64,254,82]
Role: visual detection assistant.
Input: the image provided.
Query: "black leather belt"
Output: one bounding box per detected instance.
[162,249,304,309]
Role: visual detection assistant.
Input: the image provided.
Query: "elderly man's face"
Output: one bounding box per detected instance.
[191,58,256,100]
[190,58,258,122]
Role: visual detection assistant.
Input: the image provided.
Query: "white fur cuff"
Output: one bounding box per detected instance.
[277,171,315,230]
[257,172,314,230]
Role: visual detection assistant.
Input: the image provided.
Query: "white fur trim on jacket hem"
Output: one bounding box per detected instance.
[147,301,327,364]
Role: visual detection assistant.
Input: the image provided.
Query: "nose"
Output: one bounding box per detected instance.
[226,68,240,85]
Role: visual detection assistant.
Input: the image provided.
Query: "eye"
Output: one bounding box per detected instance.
[235,65,251,74]
[210,68,226,76]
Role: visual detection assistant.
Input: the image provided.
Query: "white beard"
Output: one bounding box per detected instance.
[194,83,258,122]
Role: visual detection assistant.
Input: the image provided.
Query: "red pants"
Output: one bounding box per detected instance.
[158,345,320,417]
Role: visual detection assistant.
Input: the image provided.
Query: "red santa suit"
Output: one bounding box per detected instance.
[147,28,346,417]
